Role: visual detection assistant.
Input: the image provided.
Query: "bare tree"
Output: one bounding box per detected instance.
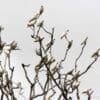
[22,6,100,100]
[0,6,100,100]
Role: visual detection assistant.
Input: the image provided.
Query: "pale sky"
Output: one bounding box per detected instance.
[0,0,100,99]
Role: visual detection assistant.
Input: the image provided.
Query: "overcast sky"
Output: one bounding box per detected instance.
[0,0,100,99]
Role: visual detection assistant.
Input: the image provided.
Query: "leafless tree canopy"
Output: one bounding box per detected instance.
[0,6,100,100]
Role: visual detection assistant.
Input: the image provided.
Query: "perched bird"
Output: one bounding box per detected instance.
[39,6,44,15]
[91,49,100,58]
[29,13,40,23]
[81,37,88,45]
[68,40,73,49]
